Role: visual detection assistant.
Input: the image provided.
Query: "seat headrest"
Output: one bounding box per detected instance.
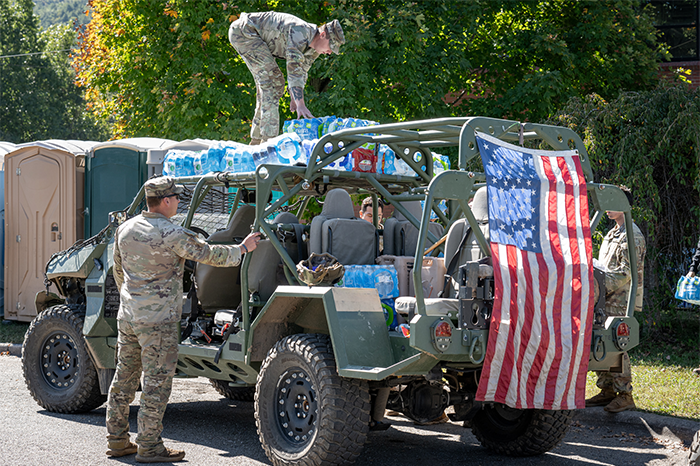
[273,212,299,224]
[393,200,422,222]
[320,189,355,219]
[225,205,256,237]
[472,186,488,222]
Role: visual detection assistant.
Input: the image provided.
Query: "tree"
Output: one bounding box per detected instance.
[75,0,667,141]
[551,84,700,335]
[0,0,106,143]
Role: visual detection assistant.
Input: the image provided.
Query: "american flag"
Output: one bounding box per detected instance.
[474,132,594,410]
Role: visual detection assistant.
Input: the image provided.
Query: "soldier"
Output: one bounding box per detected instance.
[105,177,261,462]
[229,11,345,145]
[586,186,646,413]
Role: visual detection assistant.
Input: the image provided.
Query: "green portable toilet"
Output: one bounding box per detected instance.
[85,137,175,238]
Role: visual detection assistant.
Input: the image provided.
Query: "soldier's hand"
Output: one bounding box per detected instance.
[295,102,314,119]
[688,271,696,278]
[241,232,262,253]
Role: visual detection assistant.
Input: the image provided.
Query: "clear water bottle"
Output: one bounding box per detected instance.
[343,265,356,288]
[240,148,255,172]
[207,142,227,170]
[181,151,195,176]
[302,139,318,164]
[221,147,241,173]
[252,145,279,167]
[173,150,185,176]
[381,298,398,330]
[193,150,208,175]
[379,145,396,175]
[374,265,399,299]
[163,151,177,176]
[264,133,302,165]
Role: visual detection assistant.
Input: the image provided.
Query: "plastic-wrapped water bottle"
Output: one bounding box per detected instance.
[302,139,317,163]
[432,152,450,176]
[181,151,196,176]
[284,118,322,141]
[193,150,212,175]
[318,116,337,137]
[207,142,227,169]
[267,133,303,165]
[239,148,255,172]
[343,265,356,288]
[222,146,243,173]
[252,145,280,167]
[378,145,396,175]
[173,150,185,176]
[374,265,399,299]
[163,151,177,176]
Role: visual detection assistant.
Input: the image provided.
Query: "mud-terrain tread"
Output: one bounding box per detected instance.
[209,379,255,401]
[689,429,700,466]
[22,305,106,413]
[472,405,573,456]
[255,333,371,466]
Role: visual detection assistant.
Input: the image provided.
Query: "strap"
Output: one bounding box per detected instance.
[293,223,305,262]
[440,223,473,297]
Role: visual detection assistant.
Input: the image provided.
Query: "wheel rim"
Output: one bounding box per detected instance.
[275,368,318,446]
[40,331,79,390]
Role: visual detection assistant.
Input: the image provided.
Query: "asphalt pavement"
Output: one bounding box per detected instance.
[1,350,698,466]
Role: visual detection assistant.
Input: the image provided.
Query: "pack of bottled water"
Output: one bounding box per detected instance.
[163,150,197,177]
[341,264,399,300]
[283,118,324,140]
[221,143,255,173]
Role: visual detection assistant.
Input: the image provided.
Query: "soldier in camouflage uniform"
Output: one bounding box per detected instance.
[105,177,261,462]
[229,11,345,144]
[586,187,646,413]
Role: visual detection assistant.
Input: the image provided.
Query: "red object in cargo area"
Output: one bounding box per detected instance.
[352,147,376,173]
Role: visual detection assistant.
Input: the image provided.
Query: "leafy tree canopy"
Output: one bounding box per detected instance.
[0,0,107,143]
[75,0,668,141]
[552,84,700,331]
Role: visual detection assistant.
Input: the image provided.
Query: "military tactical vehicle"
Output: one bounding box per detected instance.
[21,117,640,465]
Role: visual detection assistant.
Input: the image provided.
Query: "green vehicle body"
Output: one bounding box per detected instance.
[27,117,640,463]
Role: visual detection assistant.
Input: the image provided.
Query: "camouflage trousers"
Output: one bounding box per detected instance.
[595,351,633,394]
[105,320,179,455]
[229,19,285,142]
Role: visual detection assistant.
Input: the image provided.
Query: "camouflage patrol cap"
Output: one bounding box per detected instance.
[144,176,185,198]
[324,19,345,54]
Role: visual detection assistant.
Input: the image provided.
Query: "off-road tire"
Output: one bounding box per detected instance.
[255,334,371,466]
[471,403,573,456]
[209,379,255,401]
[22,305,106,413]
[689,429,700,466]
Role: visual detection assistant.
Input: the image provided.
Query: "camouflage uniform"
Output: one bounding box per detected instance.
[228,12,341,141]
[106,178,245,456]
[595,221,646,395]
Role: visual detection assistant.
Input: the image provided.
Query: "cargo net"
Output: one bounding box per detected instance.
[170,184,235,234]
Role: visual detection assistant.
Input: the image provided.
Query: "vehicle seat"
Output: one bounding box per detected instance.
[195,205,256,310]
[248,212,307,301]
[309,189,376,265]
[441,186,490,298]
[383,200,444,257]
[394,187,491,316]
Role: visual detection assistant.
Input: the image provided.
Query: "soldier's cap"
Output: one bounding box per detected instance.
[144,176,185,198]
[324,19,345,54]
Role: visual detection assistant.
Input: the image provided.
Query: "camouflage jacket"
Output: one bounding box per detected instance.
[239,12,320,89]
[599,222,646,316]
[113,212,243,325]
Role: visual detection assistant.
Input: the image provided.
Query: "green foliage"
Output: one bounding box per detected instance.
[551,85,700,335]
[0,0,107,143]
[34,0,90,30]
[76,0,667,140]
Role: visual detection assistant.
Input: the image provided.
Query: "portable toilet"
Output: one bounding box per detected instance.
[3,140,96,321]
[85,138,175,238]
[147,138,215,178]
[0,142,17,318]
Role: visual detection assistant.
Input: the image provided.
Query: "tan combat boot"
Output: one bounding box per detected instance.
[585,388,616,407]
[106,440,138,457]
[693,366,700,376]
[250,138,262,146]
[135,446,185,463]
[604,393,636,413]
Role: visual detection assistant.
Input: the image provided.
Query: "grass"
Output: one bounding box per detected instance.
[0,320,29,345]
[586,333,700,421]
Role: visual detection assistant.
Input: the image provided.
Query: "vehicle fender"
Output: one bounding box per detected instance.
[248,286,396,373]
[34,291,65,314]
